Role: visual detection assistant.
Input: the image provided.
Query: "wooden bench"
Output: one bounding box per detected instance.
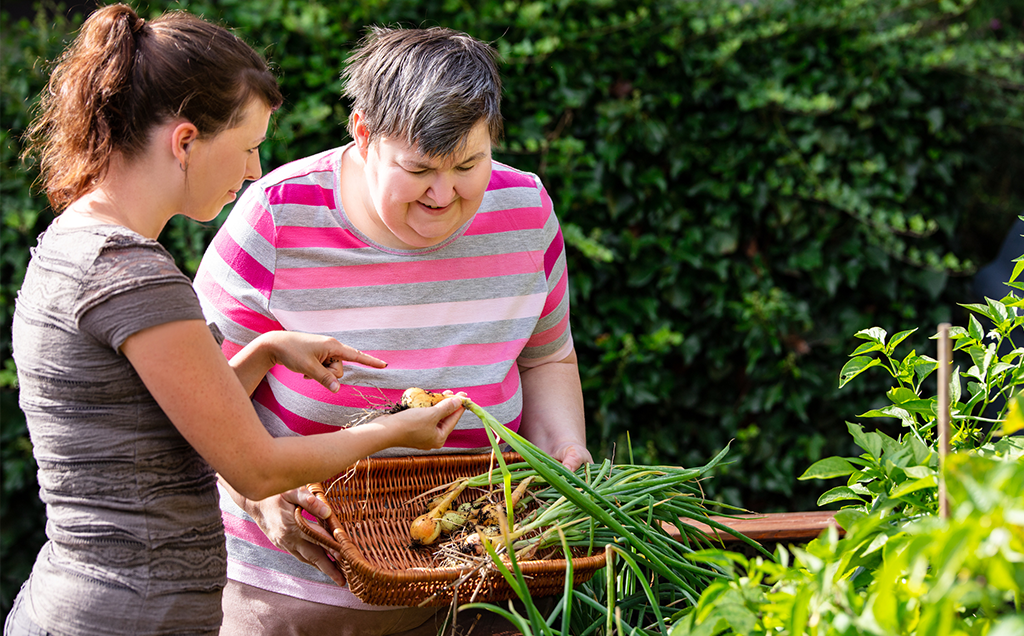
[667,510,841,544]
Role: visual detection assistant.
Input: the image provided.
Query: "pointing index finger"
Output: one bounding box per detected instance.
[324,344,388,369]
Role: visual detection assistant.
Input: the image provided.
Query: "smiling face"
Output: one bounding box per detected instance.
[183,100,272,223]
[354,118,493,250]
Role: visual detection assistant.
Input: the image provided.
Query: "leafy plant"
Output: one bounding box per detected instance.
[671,445,1024,636]
[667,247,1024,634]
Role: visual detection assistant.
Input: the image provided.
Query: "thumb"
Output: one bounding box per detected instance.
[434,397,465,434]
[314,369,341,393]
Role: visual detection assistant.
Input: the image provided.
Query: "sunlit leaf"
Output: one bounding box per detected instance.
[839,356,882,388]
[800,456,857,480]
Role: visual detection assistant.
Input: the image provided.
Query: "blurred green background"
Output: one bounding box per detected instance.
[2,0,1022,620]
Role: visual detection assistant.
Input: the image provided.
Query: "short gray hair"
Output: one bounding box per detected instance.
[341,26,503,158]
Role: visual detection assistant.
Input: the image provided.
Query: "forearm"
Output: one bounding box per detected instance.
[241,420,406,498]
[228,332,278,395]
[518,350,588,457]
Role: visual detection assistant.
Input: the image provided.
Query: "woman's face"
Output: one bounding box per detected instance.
[184,100,272,223]
[359,119,492,250]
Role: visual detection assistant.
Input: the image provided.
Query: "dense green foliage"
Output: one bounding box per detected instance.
[2,0,1022,621]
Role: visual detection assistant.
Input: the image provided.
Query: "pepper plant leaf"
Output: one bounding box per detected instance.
[799,456,857,480]
[998,392,1024,437]
[885,328,917,354]
[854,327,887,344]
[839,356,882,388]
[889,475,937,498]
[817,486,866,506]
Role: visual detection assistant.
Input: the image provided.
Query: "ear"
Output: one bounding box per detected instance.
[170,121,200,169]
[351,111,370,159]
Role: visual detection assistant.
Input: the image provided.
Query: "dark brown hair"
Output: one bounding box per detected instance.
[24,3,284,211]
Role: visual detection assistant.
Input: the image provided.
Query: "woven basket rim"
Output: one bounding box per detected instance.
[309,451,607,606]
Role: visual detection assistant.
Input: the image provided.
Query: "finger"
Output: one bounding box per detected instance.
[292,487,334,520]
[330,343,387,369]
[298,544,346,586]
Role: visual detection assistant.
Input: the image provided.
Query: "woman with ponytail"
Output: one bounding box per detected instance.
[6,6,465,635]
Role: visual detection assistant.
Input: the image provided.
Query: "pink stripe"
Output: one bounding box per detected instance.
[266,182,333,208]
[488,167,536,191]
[248,204,276,245]
[528,311,570,348]
[253,382,343,436]
[195,272,283,334]
[387,340,528,370]
[222,510,287,553]
[465,207,545,235]
[541,268,568,318]
[275,252,539,291]
[213,231,274,300]
[256,368,522,449]
[277,226,367,250]
[543,226,563,280]
[222,339,243,358]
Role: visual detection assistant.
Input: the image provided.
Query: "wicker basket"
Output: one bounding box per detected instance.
[295,452,608,607]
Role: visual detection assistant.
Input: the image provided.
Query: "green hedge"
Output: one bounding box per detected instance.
[2,0,1022,619]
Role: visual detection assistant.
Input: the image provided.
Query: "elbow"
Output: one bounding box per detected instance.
[234,482,279,502]
[221,469,286,502]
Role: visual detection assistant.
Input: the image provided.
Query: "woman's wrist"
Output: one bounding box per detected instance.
[229,332,279,394]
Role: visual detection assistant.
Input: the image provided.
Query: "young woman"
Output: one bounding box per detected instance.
[194,26,591,635]
[6,7,464,636]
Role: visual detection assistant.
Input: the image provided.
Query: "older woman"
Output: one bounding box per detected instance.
[195,25,591,636]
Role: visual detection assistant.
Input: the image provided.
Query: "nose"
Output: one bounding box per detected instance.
[426,171,456,207]
[245,151,263,182]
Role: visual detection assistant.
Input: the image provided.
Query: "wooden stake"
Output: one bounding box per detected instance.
[937,323,951,520]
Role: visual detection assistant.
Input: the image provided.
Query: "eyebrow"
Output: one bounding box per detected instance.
[404,151,488,170]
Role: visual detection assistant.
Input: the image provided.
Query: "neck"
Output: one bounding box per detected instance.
[340,144,383,244]
[61,152,179,239]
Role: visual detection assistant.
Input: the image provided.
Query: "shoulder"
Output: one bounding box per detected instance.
[254,147,344,206]
[39,224,176,272]
[261,147,342,186]
[94,226,180,273]
[478,160,555,230]
[487,160,544,194]
[83,227,191,300]
[222,148,344,233]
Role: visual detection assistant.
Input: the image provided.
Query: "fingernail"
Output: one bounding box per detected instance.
[329,380,340,393]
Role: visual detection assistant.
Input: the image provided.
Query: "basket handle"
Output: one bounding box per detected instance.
[294,487,347,587]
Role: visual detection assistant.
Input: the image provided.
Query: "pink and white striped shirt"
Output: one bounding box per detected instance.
[193,144,573,607]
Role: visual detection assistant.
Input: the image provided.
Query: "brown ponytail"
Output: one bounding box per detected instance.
[24,4,284,211]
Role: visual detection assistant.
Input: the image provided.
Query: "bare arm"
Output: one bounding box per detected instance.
[121,319,463,501]
[228,329,387,396]
[517,347,592,471]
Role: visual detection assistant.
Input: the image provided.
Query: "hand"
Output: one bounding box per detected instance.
[374,395,466,450]
[263,331,387,393]
[234,485,347,586]
[546,441,593,472]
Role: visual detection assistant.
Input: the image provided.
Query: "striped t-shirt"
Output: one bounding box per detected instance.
[193,144,573,606]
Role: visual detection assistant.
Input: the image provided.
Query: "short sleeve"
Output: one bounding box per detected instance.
[79,281,206,352]
[75,234,206,351]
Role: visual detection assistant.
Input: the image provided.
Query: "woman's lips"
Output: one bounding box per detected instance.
[419,200,452,215]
